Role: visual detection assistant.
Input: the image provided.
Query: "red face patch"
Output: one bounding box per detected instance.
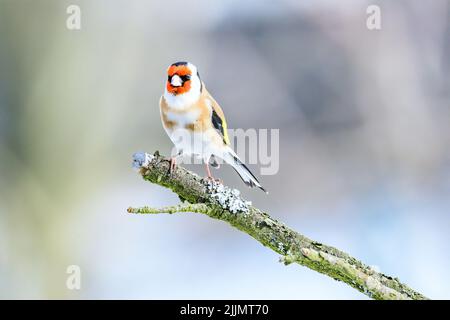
[167,64,193,95]
[166,80,191,95]
[167,65,191,77]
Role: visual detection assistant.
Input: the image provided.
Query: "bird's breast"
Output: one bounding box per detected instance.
[165,109,201,130]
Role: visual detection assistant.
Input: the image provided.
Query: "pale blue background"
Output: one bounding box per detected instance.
[0,0,449,299]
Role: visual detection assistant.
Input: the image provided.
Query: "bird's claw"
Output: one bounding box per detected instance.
[167,157,177,175]
[205,176,223,184]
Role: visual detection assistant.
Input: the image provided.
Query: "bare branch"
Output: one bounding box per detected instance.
[129,151,428,300]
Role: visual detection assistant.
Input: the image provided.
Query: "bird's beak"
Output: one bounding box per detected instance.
[170,75,183,87]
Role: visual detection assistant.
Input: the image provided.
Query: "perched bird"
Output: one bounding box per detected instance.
[159,61,267,193]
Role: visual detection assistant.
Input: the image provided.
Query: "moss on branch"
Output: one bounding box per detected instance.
[128,151,428,300]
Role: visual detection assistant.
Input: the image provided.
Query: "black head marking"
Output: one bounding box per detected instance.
[171,61,188,66]
[197,71,203,92]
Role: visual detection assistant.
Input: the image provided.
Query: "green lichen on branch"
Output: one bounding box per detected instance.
[129,151,428,300]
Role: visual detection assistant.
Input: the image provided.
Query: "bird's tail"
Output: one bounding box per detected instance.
[220,148,267,194]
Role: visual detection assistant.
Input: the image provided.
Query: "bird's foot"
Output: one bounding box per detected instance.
[204,163,222,183]
[168,157,177,174]
[205,176,223,184]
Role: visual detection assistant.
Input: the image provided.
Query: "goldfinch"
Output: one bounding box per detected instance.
[159,61,267,193]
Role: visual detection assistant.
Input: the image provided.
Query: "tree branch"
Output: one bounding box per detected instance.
[128,151,428,300]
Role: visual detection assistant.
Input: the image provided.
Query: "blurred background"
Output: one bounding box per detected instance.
[0,0,449,299]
